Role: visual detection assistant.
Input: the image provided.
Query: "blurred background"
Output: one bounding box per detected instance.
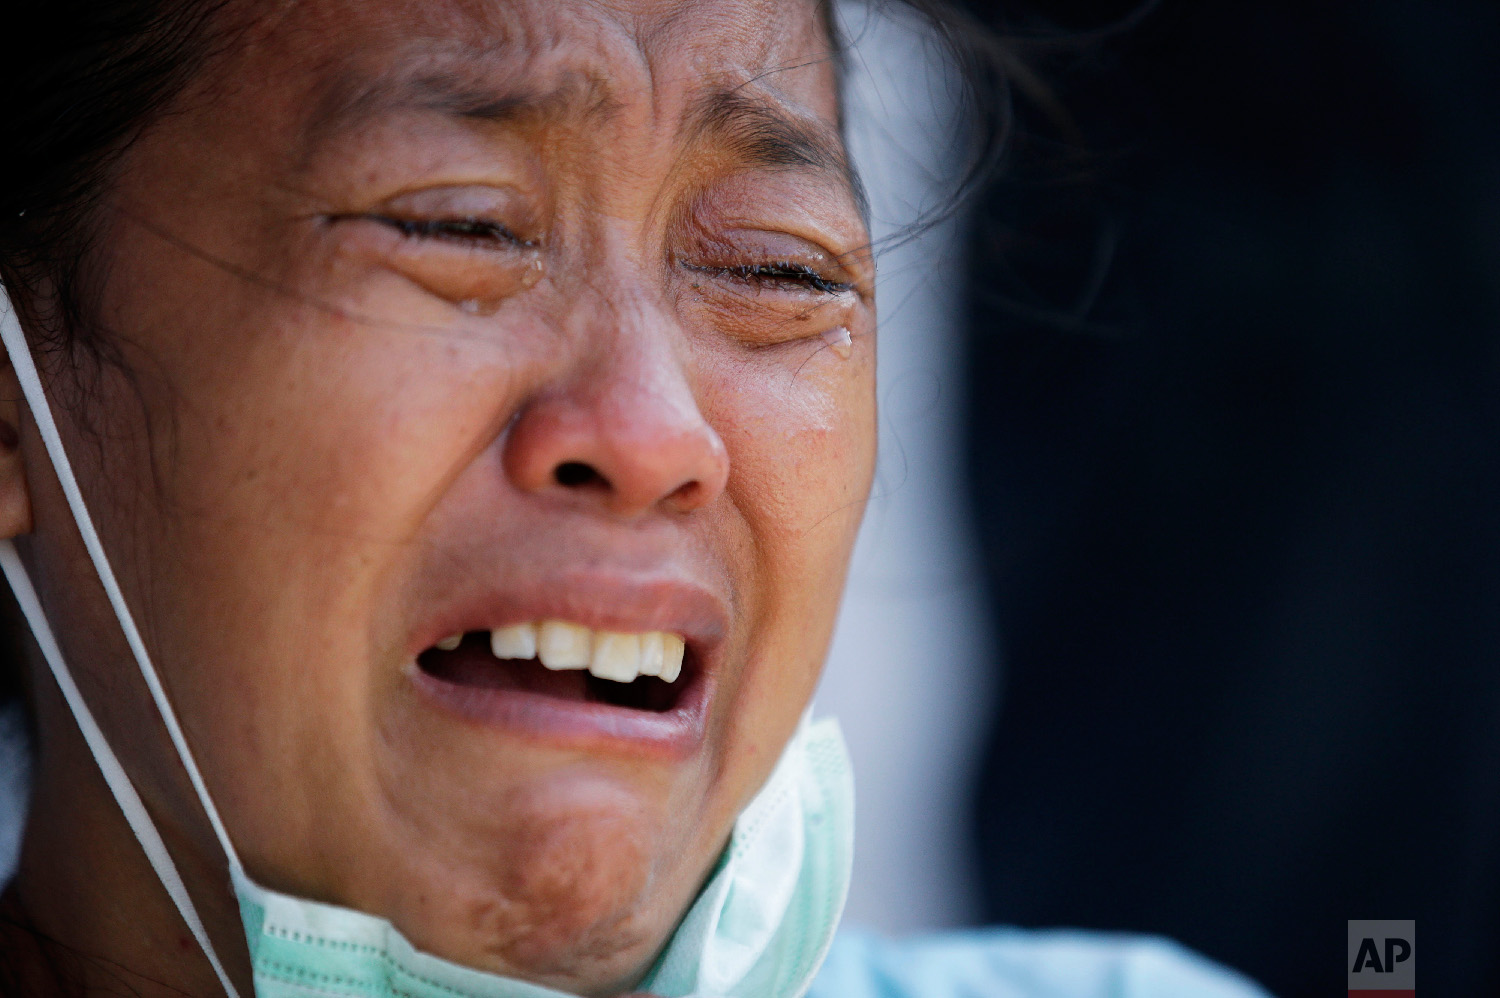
[820,1,1500,996]
[816,0,992,934]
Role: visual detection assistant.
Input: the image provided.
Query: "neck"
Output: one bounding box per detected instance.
[6,677,250,998]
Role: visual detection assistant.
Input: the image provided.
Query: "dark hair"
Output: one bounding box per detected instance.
[852,0,1024,249]
[0,2,231,348]
[0,2,216,717]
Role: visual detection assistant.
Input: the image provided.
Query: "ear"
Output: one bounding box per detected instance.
[0,352,34,539]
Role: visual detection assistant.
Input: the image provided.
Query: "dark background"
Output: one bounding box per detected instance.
[954,1,1500,995]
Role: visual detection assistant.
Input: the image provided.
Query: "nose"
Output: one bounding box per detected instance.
[503,329,729,518]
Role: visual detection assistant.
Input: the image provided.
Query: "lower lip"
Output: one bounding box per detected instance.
[408,663,712,760]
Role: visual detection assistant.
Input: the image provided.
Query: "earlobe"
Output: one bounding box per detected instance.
[0,358,34,540]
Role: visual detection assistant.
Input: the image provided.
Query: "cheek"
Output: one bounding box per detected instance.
[716,347,876,543]
[166,304,536,541]
[141,301,543,695]
[711,341,876,663]
[136,302,558,872]
[702,346,873,809]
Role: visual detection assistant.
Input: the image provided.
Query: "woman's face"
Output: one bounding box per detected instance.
[12,0,873,993]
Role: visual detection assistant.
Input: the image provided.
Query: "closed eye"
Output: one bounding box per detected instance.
[686,260,853,295]
[367,215,537,249]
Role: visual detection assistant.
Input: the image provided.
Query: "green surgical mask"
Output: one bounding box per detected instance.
[237,718,852,998]
[0,289,854,998]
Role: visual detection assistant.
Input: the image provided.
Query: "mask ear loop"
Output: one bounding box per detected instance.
[0,291,243,998]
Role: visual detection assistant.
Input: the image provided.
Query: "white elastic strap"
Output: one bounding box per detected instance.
[0,542,242,998]
[0,299,237,863]
[0,295,242,996]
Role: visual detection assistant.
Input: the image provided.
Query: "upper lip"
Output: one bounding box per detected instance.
[411,569,729,669]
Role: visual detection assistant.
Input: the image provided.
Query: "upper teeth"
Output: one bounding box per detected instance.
[433,622,686,683]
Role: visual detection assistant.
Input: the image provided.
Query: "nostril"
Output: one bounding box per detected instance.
[555,461,605,489]
[667,479,705,508]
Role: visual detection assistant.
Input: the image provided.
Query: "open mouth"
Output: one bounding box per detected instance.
[416,622,691,713]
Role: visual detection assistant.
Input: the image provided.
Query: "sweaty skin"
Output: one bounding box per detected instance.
[0,1,875,996]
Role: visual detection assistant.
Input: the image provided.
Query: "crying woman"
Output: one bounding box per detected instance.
[0,2,1268,997]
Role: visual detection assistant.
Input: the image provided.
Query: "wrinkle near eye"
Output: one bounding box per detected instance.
[678,270,860,351]
[680,171,875,306]
[328,211,546,310]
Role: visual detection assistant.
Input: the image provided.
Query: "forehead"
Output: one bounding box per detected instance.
[246,0,841,147]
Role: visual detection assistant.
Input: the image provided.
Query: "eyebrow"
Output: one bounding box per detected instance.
[685,87,868,215]
[309,67,867,214]
[687,88,844,173]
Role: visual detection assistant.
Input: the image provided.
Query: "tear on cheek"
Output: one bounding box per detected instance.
[820,325,853,359]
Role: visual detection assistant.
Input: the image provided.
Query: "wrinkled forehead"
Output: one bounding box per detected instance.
[240,0,844,163]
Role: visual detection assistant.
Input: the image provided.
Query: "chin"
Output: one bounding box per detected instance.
[395,779,674,991]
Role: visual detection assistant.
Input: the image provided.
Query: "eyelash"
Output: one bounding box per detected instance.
[378,215,536,248]
[364,216,848,294]
[686,260,853,295]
